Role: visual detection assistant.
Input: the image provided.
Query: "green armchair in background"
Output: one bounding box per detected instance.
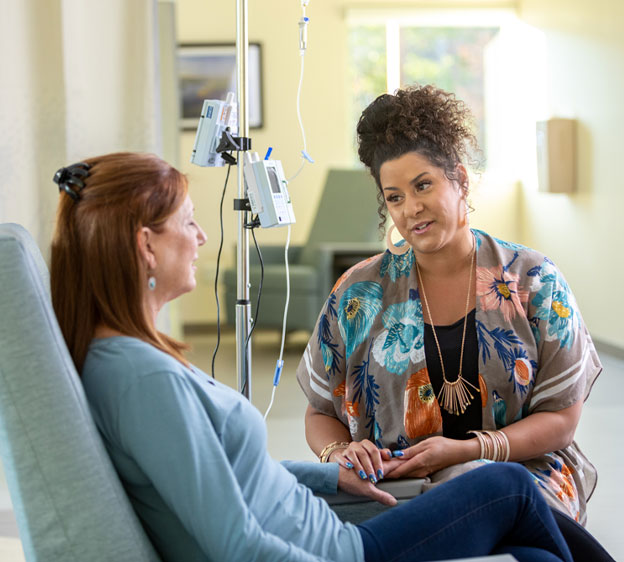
[224,168,384,333]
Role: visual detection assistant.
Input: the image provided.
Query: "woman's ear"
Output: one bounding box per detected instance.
[136,227,157,271]
[456,164,469,198]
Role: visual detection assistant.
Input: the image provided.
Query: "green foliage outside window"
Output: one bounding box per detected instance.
[347,25,386,157]
[348,24,499,168]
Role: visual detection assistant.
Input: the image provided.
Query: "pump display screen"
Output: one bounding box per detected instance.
[267,167,281,194]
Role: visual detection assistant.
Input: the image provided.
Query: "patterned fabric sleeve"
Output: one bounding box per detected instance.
[526,257,602,414]
[296,292,348,420]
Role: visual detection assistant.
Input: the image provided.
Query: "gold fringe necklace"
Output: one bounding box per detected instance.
[415,242,479,416]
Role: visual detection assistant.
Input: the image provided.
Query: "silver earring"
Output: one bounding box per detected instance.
[148,276,156,291]
[385,224,410,255]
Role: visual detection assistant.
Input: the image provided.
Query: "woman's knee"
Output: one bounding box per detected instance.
[471,462,535,495]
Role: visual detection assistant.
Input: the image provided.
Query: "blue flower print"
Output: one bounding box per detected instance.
[317,293,343,376]
[380,247,414,281]
[338,282,383,360]
[476,320,535,396]
[371,299,425,374]
[352,341,381,442]
[472,229,484,250]
[492,390,507,428]
[530,260,578,349]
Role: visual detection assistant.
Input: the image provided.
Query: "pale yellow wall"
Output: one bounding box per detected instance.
[518,0,624,348]
[176,0,352,323]
[175,0,523,324]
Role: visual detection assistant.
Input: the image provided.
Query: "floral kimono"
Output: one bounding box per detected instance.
[296,229,602,523]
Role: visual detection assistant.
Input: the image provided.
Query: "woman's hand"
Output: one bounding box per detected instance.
[383,436,480,479]
[337,463,398,506]
[330,439,394,484]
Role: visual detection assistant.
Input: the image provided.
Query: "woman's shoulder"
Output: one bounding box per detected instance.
[84,336,189,387]
[331,249,414,295]
[473,229,553,271]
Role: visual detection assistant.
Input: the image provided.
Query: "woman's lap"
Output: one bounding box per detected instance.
[357,463,572,562]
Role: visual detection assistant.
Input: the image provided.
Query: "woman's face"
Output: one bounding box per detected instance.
[148,194,207,302]
[379,151,468,257]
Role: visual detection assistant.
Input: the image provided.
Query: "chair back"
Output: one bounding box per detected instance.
[0,223,160,562]
[299,168,381,265]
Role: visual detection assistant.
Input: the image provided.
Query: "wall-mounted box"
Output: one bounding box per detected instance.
[536,118,577,193]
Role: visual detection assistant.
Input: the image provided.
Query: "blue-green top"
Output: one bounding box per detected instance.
[82,336,363,562]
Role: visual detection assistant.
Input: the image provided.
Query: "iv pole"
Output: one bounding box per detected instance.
[235,0,252,399]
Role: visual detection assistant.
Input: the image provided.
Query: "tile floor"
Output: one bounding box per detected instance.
[0,329,622,560]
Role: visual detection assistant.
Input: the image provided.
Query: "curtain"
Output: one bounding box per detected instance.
[0,0,180,335]
[0,0,165,254]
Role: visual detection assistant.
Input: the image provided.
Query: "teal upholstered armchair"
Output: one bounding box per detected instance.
[224,168,384,333]
[0,223,160,562]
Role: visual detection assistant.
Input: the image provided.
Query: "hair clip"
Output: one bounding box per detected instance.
[53,162,91,201]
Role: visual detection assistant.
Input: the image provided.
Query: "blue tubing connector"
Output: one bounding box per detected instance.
[273,360,284,386]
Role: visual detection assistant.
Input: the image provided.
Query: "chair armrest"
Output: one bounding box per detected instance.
[318,477,424,506]
[313,242,385,297]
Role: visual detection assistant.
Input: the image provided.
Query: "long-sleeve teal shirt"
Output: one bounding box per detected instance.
[81,336,364,562]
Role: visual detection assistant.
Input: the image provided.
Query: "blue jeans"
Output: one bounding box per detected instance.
[357,463,573,562]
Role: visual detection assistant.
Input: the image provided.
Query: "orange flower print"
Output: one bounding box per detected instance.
[513,358,532,388]
[556,464,576,501]
[346,401,359,417]
[478,374,487,408]
[545,461,578,518]
[334,383,346,417]
[476,265,529,323]
[404,368,442,438]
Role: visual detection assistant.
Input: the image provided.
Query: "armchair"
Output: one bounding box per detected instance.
[0,223,160,561]
[224,168,384,333]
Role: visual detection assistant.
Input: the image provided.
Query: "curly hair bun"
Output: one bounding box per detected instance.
[356,84,478,178]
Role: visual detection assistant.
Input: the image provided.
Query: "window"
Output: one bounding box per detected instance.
[347,11,505,168]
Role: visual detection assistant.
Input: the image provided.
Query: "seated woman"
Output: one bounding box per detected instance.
[49,151,573,562]
[296,85,602,526]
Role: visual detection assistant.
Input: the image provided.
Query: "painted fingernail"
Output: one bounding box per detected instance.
[359,470,367,480]
[369,474,377,484]
[345,461,354,469]
[392,450,404,457]
[377,469,384,480]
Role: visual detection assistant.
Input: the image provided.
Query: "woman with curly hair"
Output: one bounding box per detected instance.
[297,85,605,535]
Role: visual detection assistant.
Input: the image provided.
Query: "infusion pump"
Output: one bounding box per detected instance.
[243,152,296,228]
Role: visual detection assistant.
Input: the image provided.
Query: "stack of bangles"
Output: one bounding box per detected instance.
[467,430,511,462]
[319,441,350,463]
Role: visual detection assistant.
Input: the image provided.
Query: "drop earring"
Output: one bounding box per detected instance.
[385,224,410,255]
[148,276,156,291]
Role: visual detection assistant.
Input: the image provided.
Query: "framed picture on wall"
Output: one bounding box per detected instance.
[177,42,263,130]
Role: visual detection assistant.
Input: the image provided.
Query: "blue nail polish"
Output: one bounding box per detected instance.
[369,474,377,484]
[377,469,384,479]
[345,461,354,469]
[392,450,404,457]
[359,470,367,480]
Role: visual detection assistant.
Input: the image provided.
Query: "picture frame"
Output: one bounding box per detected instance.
[177,42,263,130]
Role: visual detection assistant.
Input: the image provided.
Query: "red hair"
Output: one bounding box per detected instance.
[51,152,189,372]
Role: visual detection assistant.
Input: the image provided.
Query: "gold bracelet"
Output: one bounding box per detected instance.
[319,441,350,463]
[469,430,510,462]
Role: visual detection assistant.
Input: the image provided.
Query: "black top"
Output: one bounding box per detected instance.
[424,308,481,440]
